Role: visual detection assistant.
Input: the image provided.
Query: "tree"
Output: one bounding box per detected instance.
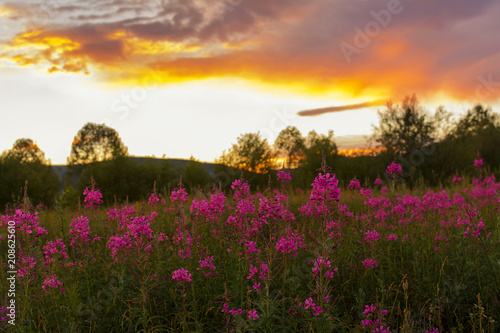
[217,132,274,173]
[0,139,59,207]
[274,126,305,169]
[373,94,442,157]
[1,138,47,163]
[68,123,128,165]
[183,156,211,190]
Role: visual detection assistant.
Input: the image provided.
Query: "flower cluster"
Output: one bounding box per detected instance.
[362,258,378,269]
[277,170,292,182]
[171,187,189,202]
[42,275,64,291]
[83,186,103,208]
[69,216,91,246]
[172,268,192,283]
[312,257,338,279]
[361,304,389,332]
[386,162,403,177]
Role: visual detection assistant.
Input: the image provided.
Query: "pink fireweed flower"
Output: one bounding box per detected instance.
[172,268,192,283]
[374,178,383,186]
[42,274,64,291]
[197,256,217,277]
[387,162,403,177]
[170,187,188,202]
[364,230,382,245]
[2,209,47,237]
[69,216,91,246]
[310,173,341,202]
[245,241,260,254]
[453,175,462,183]
[312,257,337,279]
[231,179,251,201]
[247,264,258,279]
[386,234,398,241]
[474,158,484,170]
[363,304,376,315]
[259,263,269,280]
[304,297,315,309]
[426,328,440,333]
[83,187,103,208]
[148,192,164,205]
[381,186,389,193]
[362,258,378,269]
[248,310,259,320]
[252,282,261,291]
[313,305,324,317]
[17,254,37,277]
[275,231,306,255]
[277,170,292,182]
[43,239,68,264]
[348,179,361,190]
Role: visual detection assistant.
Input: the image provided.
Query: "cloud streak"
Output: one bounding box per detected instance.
[297,100,386,116]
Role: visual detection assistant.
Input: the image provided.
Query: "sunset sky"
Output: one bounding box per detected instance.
[1,0,499,164]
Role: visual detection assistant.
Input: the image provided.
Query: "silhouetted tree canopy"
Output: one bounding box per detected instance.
[373,95,445,157]
[1,138,47,164]
[68,123,128,165]
[274,126,305,168]
[0,139,59,207]
[217,132,274,173]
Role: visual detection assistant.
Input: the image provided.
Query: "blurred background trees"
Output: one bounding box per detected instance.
[0,139,60,207]
[1,97,499,209]
[68,122,128,165]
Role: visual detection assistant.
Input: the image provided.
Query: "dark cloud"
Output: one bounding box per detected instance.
[2,0,500,104]
[298,100,386,117]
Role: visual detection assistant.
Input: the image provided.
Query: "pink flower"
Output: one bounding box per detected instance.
[374,178,382,186]
[172,268,192,283]
[83,186,103,208]
[453,175,462,183]
[362,258,378,269]
[348,179,361,190]
[304,297,315,309]
[277,170,292,181]
[69,216,91,246]
[171,187,188,202]
[474,158,484,170]
[42,275,64,291]
[386,162,403,177]
[248,310,259,320]
[313,305,323,317]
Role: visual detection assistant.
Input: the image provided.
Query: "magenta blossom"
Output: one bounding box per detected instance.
[248,310,259,320]
[387,162,403,177]
[277,170,292,182]
[362,258,378,269]
[172,268,192,283]
[83,187,103,208]
[42,275,64,291]
[171,187,189,202]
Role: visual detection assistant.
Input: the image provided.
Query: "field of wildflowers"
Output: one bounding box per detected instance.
[1,160,499,332]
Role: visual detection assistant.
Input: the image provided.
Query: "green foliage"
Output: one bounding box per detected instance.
[75,157,176,204]
[274,126,305,169]
[0,139,60,208]
[68,122,128,165]
[217,132,275,173]
[183,157,212,191]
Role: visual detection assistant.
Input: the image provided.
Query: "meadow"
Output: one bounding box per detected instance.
[0,161,499,332]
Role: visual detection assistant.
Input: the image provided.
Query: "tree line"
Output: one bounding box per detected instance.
[1,95,499,208]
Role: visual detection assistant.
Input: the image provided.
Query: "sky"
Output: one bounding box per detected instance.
[0,0,499,164]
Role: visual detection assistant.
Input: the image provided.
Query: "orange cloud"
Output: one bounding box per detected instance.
[1,0,500,105]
